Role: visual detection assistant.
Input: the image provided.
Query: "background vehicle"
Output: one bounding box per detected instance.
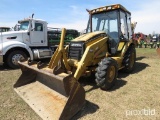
[14,4,136,120]
[151,34,159,42]
[0,27,12,32]
[133,33,147,41]
[133,32,147,47]
[0,17,79,68]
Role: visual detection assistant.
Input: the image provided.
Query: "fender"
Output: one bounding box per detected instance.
[1,41,33,60]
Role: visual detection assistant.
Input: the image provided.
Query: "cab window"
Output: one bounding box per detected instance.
[120,11,128,39]
[35,23,43,31]
[127,13,132,39]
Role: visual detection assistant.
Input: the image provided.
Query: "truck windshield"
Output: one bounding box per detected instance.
[86,10,118,38]
[19,21,29,31]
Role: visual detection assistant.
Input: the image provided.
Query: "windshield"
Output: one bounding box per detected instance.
[86,10,119,39]
[19,21,29,30]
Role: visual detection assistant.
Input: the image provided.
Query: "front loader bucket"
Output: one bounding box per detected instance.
[14,61,85,120]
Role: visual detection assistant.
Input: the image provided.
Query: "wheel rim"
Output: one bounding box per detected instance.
[108,66,116,83]
[12,54,25,65]
[130,52,135,68]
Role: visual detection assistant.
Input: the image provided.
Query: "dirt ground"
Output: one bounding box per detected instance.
[0,48,160,120]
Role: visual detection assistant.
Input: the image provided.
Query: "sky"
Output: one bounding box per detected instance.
[0,0,160,35]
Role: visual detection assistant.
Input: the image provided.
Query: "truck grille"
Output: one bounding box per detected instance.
[68,42,85,60]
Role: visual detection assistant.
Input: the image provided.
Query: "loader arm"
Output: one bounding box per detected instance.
[48,28,71,71]
[73,37,108,80]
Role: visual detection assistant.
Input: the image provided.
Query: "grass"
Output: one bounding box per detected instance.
[0,48,160,120]
[136,48,157,56]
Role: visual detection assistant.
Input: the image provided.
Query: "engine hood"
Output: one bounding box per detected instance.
[0,30,27,43]
[72,31,107,43]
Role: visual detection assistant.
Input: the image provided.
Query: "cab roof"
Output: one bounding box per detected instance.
[18,18,47,23]
[89,4,131,15]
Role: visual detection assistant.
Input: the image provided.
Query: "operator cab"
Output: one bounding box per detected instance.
[86,4,132,54]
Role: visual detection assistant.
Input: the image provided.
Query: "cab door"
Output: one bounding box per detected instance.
[30,21,45,46]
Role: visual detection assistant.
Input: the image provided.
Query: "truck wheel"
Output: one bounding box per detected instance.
[95,57,118,90]
[6,50,27,69]
[122,45,136,73]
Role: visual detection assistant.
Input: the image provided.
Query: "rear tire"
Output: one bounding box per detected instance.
[6,50,27,69]
[122,45,136,73]
[95,57,118,90]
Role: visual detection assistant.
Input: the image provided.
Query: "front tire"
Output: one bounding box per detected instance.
[95,58,118,90]
[122,45,136,73]
[6,50,27,69]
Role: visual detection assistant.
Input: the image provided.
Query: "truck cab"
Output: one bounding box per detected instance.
[17,18,48,46]
[0,18,49,68]
[0,17,79,68]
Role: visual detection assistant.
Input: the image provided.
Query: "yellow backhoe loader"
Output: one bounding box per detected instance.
[14,4,136,120]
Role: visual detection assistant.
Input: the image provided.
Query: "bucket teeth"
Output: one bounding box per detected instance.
[28,60,37,65]
[37,61,48,69]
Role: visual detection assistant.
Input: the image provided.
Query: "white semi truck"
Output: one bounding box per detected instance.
[0,27,12,32]
[0,17,79,68]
